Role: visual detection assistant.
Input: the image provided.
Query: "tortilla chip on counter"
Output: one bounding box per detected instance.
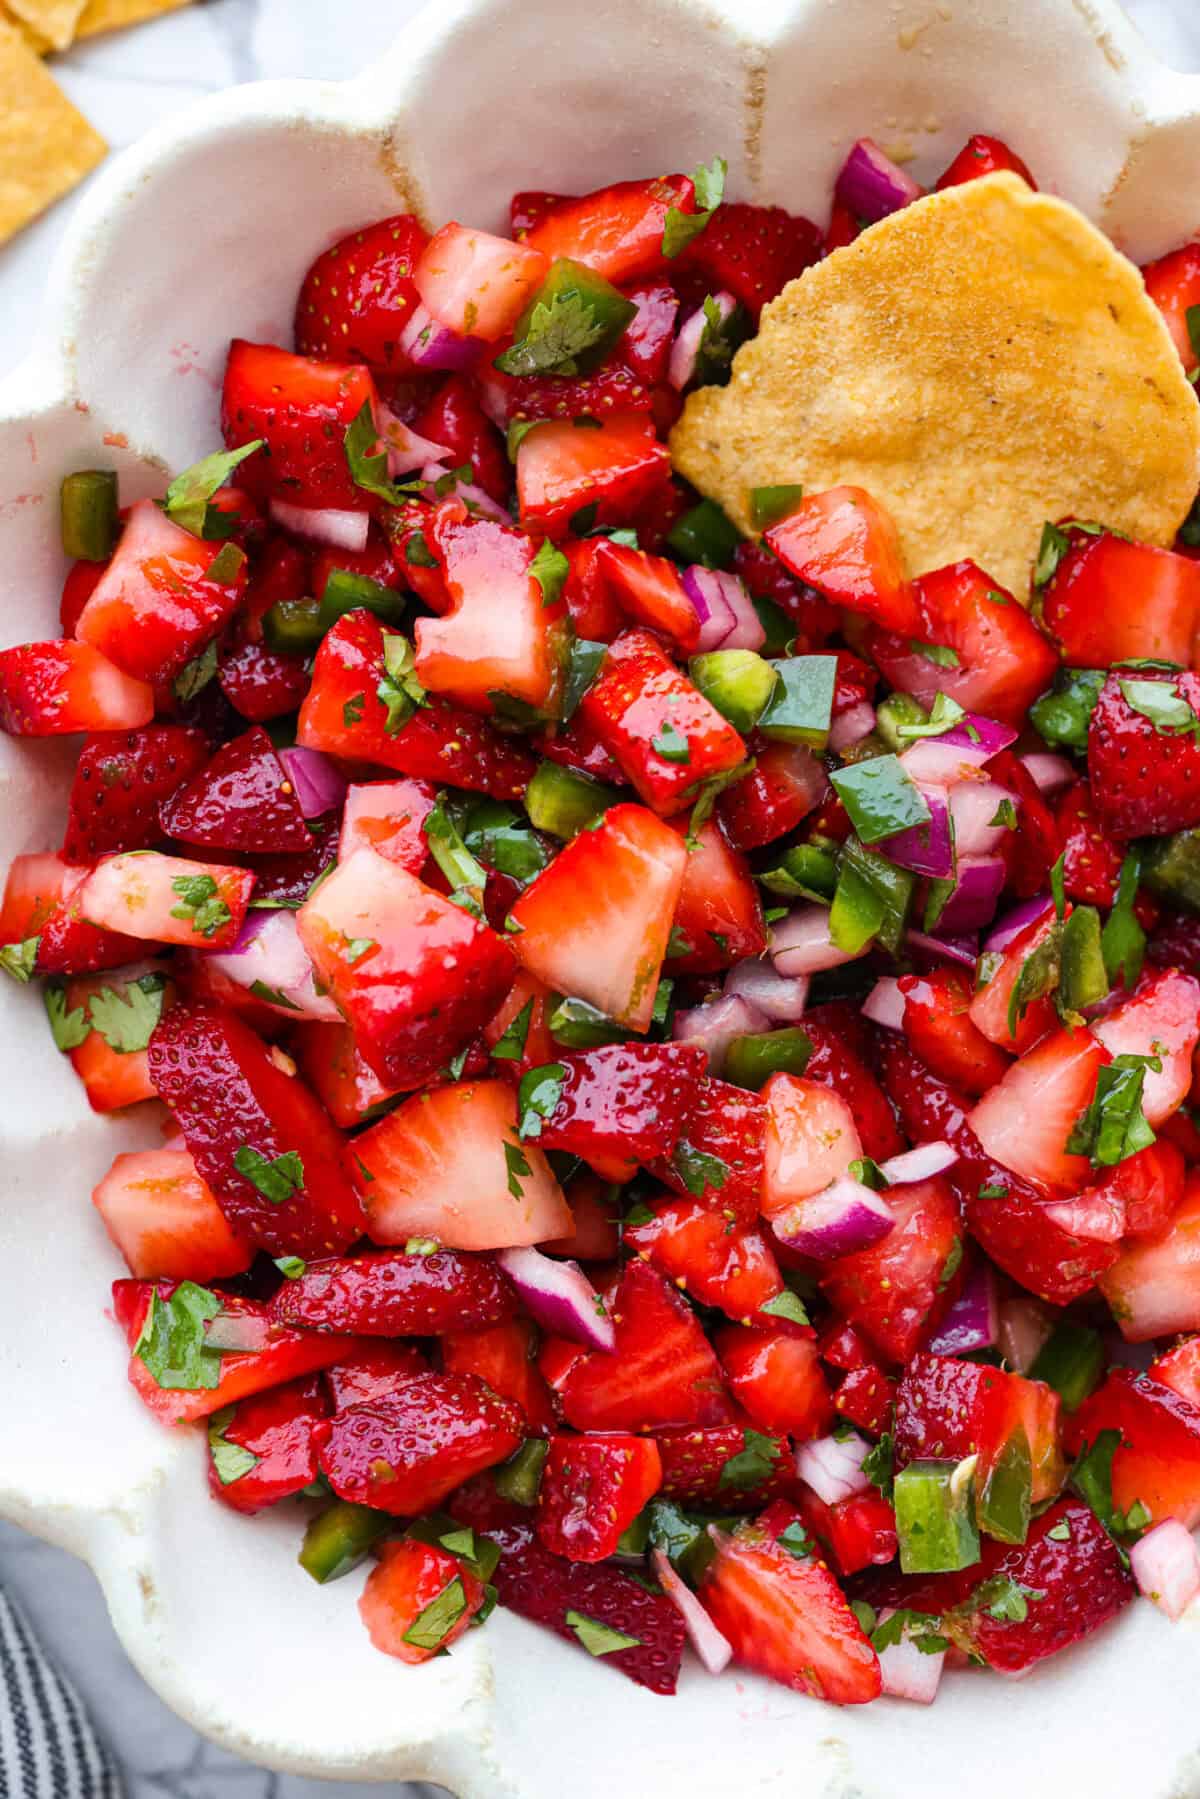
[0,15,106,242]
[5,0,85,51]
[75,0,191,38]
[671,171,1200,598]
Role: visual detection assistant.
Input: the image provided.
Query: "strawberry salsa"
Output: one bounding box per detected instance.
[5,131,1200,1703]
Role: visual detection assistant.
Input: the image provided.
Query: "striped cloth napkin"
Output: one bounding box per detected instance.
[0,1586,122,1799]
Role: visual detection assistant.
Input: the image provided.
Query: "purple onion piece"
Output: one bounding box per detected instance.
[268,499,369,551]
[863,976,905,1032]
[997,1296,1055,1374]
[668,291,736,391]
[496,1247,615,1352]
[834,137,924,223]
[376,401,453,476]
[905,929,979,970]
[205,908,340,1022]
[949,779,1016,859]
[1020,751,1076,797]
[771,1175,895,1261]
[937,715,1018,757]
[879,1141,958,1184]
[673,992,770,1074]
[934,854,1006,934]
[794,1430,872,1504]
[724,958,809,1023]
[398,302,483,371]
[924,1259,998,1355]
[278,747,347,820]
[682,565,755,653]
[771,904,865,977]
[984,894,1055,954]
[650,1549,732,1674]
[828,700,877,753]
[882,781,953,877]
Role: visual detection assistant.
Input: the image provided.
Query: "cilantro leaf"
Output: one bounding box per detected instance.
[163,440,264,538]
[1102,851,1146,992]
[718,1426,781,1491]
[169,875,231,940]
[910,640,959,669]
[86,973,167,1054]
[207,1405,259,1485]
[670,1139,729,1196]
[345,401,420,505]
[205,542,246,585]
[971,1574,1045,1624]
[273,1256,306,1279]
[776,1520,815,1560]
[1034,521,1072,587]
[504,1137,532,1199]
[1006,922,1062,1039]
[342,692,365,728]
[233,1145,305,1204]
[893,691,967,742]
[0,937,39,983]
[1030,666,1105,753]
[517,1062,568,1139]
[403,1575,469,1651]
[862,1431,895,1501]
[134,1281,223,1391]
[759,1288,810,1326]
[422,792,488,915]
[44,983,89,1051]
[989,797,1017,829]
[490,997,533,1062]
[376,631,426,735]
[662,156,727,258]
[849,1156,889,1191]
[870,1609,949,1654]
[1047,1518,1072,1542]
[173,639,219,704]
[341,936,376,964]
[495,291,612,378]
[651,719,691,764]
[1065,1053,1158,1168]
[1069,1429,1122,1533]
[565,1610,642,1656]
[1118,677,1200,739]
[530,536,569,608]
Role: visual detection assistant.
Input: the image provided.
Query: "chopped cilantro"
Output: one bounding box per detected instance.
[910,640,959,669]
[989,797,1018,829]
[759,1289,810,1326]
[164,440,264,538]
[341,936,376,964]
[0,936,39,983]
[403,1575,469,1651]
[376,631,426,735]
[661,156,726,258]
[972,1574,1045,1624]
[565,1610,641,1657]
[342,692,365,728]
[1065,1053,1159,1167]
[233,1145,305,1204]
[490,998,533,1062]
[134,1281,223,1391]
[776,1520,815,1560]
[517,1063,568,1139]
[670,1139,729,1196]
[718,1427,781,1491]
[495,291,614,378]
[893,691,967,742]
[86,973,167,1053]
[173,639,219,703]
[504,1137,533,1199]
[529,536,569,608]
[207,1406,259,1485]
[651,719,691,764]
[273,1256,306,1279]
[1047,1518,1072,1543]
[862,1431,895,1501]
[404,1237,439,1257]
[1033,521,1072,587]
[169,875,231,940]
[870,1609,949,1654]
[1118,676,1200,739]
[44,983,89,1051]
[977,1182,1009,1200]
[849,1156,889,1191]
[345,401,421,505]
[205,542,246,585]
[1006,923,1062,1039]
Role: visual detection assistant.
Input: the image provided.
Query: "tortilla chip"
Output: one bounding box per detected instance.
[0,18,106,243]
[75,0,191,37]
[5,0,84,50]
[671,172,1200,598]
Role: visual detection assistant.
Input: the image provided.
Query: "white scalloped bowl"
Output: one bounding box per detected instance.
[3,1,1200,1793]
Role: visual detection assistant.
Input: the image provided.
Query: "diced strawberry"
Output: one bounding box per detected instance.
[294,213,429,372]
[761,1074,863,1217]
[765,487,922,637]
[616,281,679,384]
[480,971,557,1081]
[935,134,1036,189]
[652,1077,766,1227]
[207,1375,328,1514]
[479,361,653,428]
[551,1259,732,1432]
[968,1028,1108,1192]
[308,527,401,608]
[1057,781,1153,924]
[158,725,311,854]
[700,1521,881,1704]
[271,1247,516,1335]
[360,1537,486,1663]
[5,859,143,978]
[1094,1138,1186,1240]
[77,851,253,951]
[61,964,172,1112]
[592,539,699,654]
[715,1325,832,1437]
[418,501,559,714]
[1142,241,1200,368]
[794,1487,898,1579]
[676,201,822,318]
[894,1352,1063,1505]
[1151,1334,1200,1408]
[442,1316,556,1434]
[1042,528,1200,669]
[0,640,154,735]
[297,611,534,799]
[627,1197,788,1324]
[74,500,247,683]
[62,726,208,862]
[538,716,627,789]
[532,1043,704,1176]
[832,1361,897,1437]
[661,817,765,974]
[578,628,746,815]
[324,1340,429,1409]
[800,1003,907,1161]
[113,1279,357,1425]
[516,414,671,541]
[221,340,377,511]
[716,741,827,850]
[1091,968,1200,1125]
[1098,1171,1200,1340]
[415,222,546,341]
[349,1079,570,1250]
[92,1146,252,1280]
[556,539,624,643]
[536,1433,663,1562]
[866,560,1057,727]
[897,968,1013,1096]
[653,1419,790,1508]
[732,541,839,650]
[1067,1369,1200,1527]
[237,814,339,913]
[1088,669,1200,840]
[338,778,435,873]
[0,851,73,940]
[521,175,696,283]
[820,1176,960,1363]
[316,1371,523,1514]
[217,638,310,723]
[240,534,310,626]
[967,903,1059,1052]
[296,847,514,1088]
[508,802,685,1030]
[146,999,364,1258]
[60,558,106,636]
[987,749,1063,899]
[411,374,509,501]
[540,1173,622,1262]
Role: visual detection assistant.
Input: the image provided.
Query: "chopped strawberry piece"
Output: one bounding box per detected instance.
[480,971,557,1082]
[616,281,679,384]
[1091,968,1200,1125]
[676,200,822,318]
[6,859,144,978]
[323,1340,428,1410]
[296,847,514,1089]
[652,1076,766,1227]
[794,1486,898,1579]
[348,1079,570,1251]
[294,213,429,372]
[936,133,1036,189]
[77,851,254,951]
[1091,1138,1186,1241]
[732,541,839,650]
[1088,669,1200,841]
[968,1028,1108,1192]
[800,1003,907,1161]
[415,222,546,341]
[820,1176,961,1363]
[1151,1334,1200,1408]
[297,611,534,799]
[661,816,765,973]
[271,1247,515,1335]
[207,1375,328,1514]
[627,1197,789,1325]
[1141,241,1200,368]
[578,628,746,815]
[1067,1369,1200,1527]
[147,999,364,1258]
[894,1351,1064,1505]
[538,711,627,785]
[479,361,653,428]
[716,741,827,850]
[61,726,208,863]
[898,968,1013,1096]
[338,777,435,873]
[159,725,311,854]
[442,1317,556,1434]
[1098,1171,1200,1340]
[238,813,339,910]
[218,638,310,723]
[593,538,699,653]
[556,539,625,643]
[316,1371,523,1514]
[987,749,1063,899]
[521,175,696,283]
[93,1146,252,1280]
[716,1324,832,1437]
[60,557,106,635]
[0,640,154,736]
[533,1043,704,1176]
[0,851,73,940]
[699,1522,881,1704]
[360,1536,486,1664]
[536,1433,663,1562]
[412,374,509,502]
[508,802,685,1030]
[551,1259,732,1432]
[541,1173,622,1262]
[653,1420,790,1508]
[832,1361,897,1437]
[967,903,1058,1052]
[62,964,173,1113]
[761,1074,863,1216]
[1057,781,1151,923]
[765,486,921,636]
[221,340,377,511]
[516,413,671,541]
[1043,528,1200,669]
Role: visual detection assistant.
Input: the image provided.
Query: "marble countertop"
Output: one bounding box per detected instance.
[1,1,1198,1795]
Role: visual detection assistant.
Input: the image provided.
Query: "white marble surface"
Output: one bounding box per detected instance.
[1,0,1199,1794]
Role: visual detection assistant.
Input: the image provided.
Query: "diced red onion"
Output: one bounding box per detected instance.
[376,401,453,476]
[650,1549,732,1674]
[794,1429,872,1504]
[997,1296,1054,1375]
[397,301,482,371]
[418,462,511,524]
[277,747,347,819]
[899,716,1016,785]
[204,908,340,1022]
[1105,1333,1157,1371]
[924,1259,998,1354]
[949,779,1016,858]
[1130,1520,1200,1621]
[834,138,925,223]
[875,1610,946,1704]
[682,565,764,653]
[771,1175,895,1261]
[938,716,1018,757]
[495,1247,615,1352]
[1041,1187,1125,1244]
[984,895,1055,955]
[879,1142,958,1184]
[905,929,979,970]
[1020,751,1076,797]
[934,854,1006,934]
[771,904,865,977]
[668,292,736,391]
[268,499,369,551]
[828,700,877,753]
[724,958,809,1023]
[882,782,953,878]
[863,976,905,1032]
[673,992,770,1074]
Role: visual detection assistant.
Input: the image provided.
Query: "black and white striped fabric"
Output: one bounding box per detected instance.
[0,1585,123,1799]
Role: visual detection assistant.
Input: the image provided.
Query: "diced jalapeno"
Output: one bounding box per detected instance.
[317,567,406,631]
[1030,1321,1105,1411]
[263,597,324,656]
[976,1430,1032,1546]
[759,842,839,903]
[876,691,929,752]
[894,1457,981,1574]
[299,1501,390,1584]
[524,761,618,839]
[60,469,118,562]
[1143,828,1200,914]
[666,499,741,570]
[750,592,795,657]
[748,484,804,532]
[1059,905,1108,1013]
[759,655,838,750]
[689,649,778,734]
[499,259,637,378]
[723,1026,813,1090]
[493,1437,548,1506]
